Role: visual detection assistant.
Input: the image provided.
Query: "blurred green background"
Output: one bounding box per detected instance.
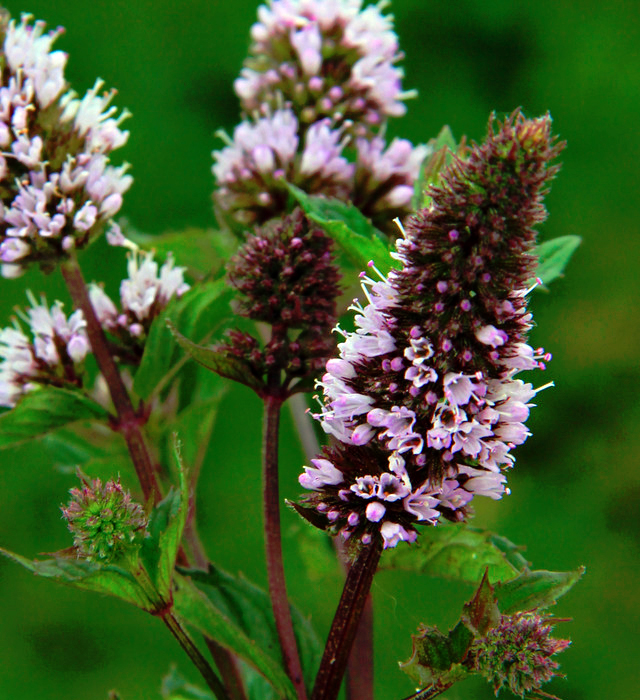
[0,0,638,698]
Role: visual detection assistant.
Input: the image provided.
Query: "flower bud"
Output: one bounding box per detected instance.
[471,613,571,698]
[61,474,148,563]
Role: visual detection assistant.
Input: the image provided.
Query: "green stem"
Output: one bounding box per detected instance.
[61,257,161,503]
[311,539,383,700]
[163,611,230,700]
[263,394,308,700]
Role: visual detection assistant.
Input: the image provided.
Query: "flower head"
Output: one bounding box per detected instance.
[0,13,131,277]
[213,109,352,225]
[298,112,563,547]
[352,136,429,233]
[0,292,88,406]
[235,0,408,136]
[471,613,571,699]
[89,250,189,358]
[62,474,148,563]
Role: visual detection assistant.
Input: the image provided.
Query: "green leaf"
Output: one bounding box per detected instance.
[128,227,238,280]
[166,377,228,470]
[412,126,458,210]
[168,322,264,393]
[0,548,156,610]
[380,523,529,584]
[460,570,501,637]
[0,388,109,450]
[139,439,189,598]
[534,235,581,287]
[183,564,321,692]
[287,184,396,274]
[398,624,471,688]
[172,573,298,700]
[134,280,234,399]
[161,666,214,700]
[494,566,585,614]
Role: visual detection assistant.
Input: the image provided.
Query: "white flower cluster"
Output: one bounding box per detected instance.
[0,15,131,277]
[0,292,88,407]
[90,251,190,339]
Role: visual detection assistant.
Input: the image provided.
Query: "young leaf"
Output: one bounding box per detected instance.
[183,564,322,692]
[168,321,264,393]
[0,388,109,450]
[412,125,458,210]
[172,573,298,700]
[287,183,396,274]
[380,523,529,584]
[139,440,189,598]
[134,280,234,399]
[534,235,581,286]
[398,623,471,688]
[494,567,585,614]
[0,548,155,610]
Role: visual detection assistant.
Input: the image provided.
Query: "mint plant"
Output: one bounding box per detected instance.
[0,4,582,700]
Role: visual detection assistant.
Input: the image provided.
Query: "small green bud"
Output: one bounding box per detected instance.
[471,613,570,699]
[62,474,148,563]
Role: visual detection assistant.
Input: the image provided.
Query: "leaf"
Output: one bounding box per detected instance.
[161,666,214,700]
[183,564,322,692]
[534,235,581,287]
[460,570,501,637]
[412,126,458,210]
[172,573,298,700]
[166,376,228,470]
[380,523,529,584]
[287,184,396,274]
[134,280,234,399]
[398,624,471,688]
[0,388,109,450]
[139,439,189,598]
[0,547,155,610]
[168,322,264,393]
[129,227,238,280]
[494,567,585,614]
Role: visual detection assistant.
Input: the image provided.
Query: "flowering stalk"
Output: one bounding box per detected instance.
[311,538,382,700]
[61,255,161,503]
[264,393,308,700]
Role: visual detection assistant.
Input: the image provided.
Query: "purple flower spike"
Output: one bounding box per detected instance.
[298,111,563,548]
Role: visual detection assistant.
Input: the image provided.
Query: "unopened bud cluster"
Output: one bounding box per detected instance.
[471,613,570,698]
[213,0,427,232]
[298,112,563,548]
[220,208,339,390]
[0,13,131,277]
[62,474,148,563]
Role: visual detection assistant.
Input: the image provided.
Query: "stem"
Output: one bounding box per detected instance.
[61,257,161,503]
[311,539,383,700]
[205,639,249,700]
[163,611,230,700]
[288,396,377,700]
[346,594,374,700]
[399,681,455,700]
[263,394,308,700]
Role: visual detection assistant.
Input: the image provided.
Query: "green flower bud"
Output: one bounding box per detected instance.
[62,474,148,563]
[471,613,570,699]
